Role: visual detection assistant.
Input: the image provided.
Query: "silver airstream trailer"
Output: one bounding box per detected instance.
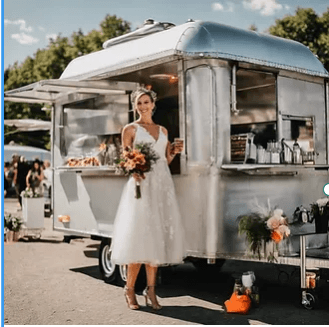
[5,20,329,288]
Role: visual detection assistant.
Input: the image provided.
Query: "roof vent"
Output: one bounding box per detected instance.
[144,18,155,25]
[102,19,175,49]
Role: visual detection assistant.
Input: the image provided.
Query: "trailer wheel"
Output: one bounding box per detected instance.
[99,238,118,284]
[301,291,318,310]
[116,265,128,286]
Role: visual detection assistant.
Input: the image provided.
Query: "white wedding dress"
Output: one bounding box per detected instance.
[111,124,186,266]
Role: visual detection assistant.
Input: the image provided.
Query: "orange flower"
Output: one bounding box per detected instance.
[99,143,106,151]
[135,154,146,165]
[125,160,136,170]
[271,230,283,243]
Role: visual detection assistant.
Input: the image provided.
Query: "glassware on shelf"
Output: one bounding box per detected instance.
[257,145,265,164]
[292,140,302,164]
[271,141,281,164]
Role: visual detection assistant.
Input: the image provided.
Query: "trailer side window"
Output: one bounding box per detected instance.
[58,94,129,166]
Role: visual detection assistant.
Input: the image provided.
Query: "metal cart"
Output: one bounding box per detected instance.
[298,232,329,309]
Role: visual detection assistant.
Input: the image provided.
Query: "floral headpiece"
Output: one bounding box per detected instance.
[131,87,157,108]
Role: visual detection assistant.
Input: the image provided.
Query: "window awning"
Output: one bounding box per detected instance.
[4,79,137,104]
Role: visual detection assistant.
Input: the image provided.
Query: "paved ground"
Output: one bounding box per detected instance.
[3,198,329,325]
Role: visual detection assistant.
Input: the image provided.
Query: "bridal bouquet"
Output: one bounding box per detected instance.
[116,143,159,199]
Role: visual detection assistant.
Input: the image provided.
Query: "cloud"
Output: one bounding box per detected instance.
[284,4,290,10]
[242,0,283,16]
[38,26,45,31]
[46,34,57,41]
[4,19,33,32]
[11,32,39,45]
[212,1,234,12]
[212,2,224,11]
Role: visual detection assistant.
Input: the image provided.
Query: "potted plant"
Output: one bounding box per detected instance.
[20,187,44,229]
[4,214,23,242]
[238,205,290,261]
[310,198,329,233]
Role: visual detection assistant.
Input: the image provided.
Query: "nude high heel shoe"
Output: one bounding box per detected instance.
[143,286,162,310]
[124,286,140,310]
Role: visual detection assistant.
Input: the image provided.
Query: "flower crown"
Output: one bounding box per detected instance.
[131,87,157,107]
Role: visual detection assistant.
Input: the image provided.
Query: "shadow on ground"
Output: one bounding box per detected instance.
[17,237,62,244]
[69,243,329,325]
[70,265,104,281]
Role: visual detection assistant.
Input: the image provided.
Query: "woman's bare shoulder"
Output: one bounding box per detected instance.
[159,125,168,136]
[122,123,137,134]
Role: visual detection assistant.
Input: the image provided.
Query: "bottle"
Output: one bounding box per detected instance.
[233,279,243,295]
[265,141,273,164]
[293,140,301,164]
[257,145,265,164]
[271,142,280,164]
[246,138,257,163]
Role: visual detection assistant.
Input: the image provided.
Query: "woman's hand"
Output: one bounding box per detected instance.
[170,141,183,155]
[132,173,144,183]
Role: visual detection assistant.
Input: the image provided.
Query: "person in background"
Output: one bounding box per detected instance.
[26,159,44,195]
[42,159,52,198]
[4,170,9,198]
[4,162,13,197]
[12,155,28,208]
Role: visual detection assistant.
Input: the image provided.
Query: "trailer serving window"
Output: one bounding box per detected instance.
[230,69,277,163]
[111,61,181,174]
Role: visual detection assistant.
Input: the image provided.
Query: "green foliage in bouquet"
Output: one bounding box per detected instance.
[238,213,271,259]
[5,214,23,232]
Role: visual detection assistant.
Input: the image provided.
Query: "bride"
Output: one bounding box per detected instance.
[111,87,185,310]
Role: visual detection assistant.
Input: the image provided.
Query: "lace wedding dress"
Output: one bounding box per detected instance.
[111,124,186,266]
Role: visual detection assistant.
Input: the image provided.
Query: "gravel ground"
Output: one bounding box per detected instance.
[3,198,329,325]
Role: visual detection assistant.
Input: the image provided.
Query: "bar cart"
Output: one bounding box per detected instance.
[296,232,329,309]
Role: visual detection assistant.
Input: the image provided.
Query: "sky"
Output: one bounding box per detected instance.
[3,0,329,69]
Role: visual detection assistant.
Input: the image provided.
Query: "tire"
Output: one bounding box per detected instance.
[117,264,128,286]
[301,291,318,310]
[99,238,118,284]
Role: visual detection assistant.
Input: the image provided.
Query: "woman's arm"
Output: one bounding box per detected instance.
[161,127,178,165]
[121,124,136,149]
[122,124,142,182]
[38,168,44,181]
[26,170,31,188]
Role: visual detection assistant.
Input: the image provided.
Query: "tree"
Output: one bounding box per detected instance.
[248,24,258,32]
[4,14,131,149]
[269,7,329,71]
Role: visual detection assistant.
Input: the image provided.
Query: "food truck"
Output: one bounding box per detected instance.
[5,19,329,307]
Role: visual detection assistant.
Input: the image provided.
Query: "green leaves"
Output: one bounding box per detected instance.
[269,7,329,71]
[238,213,271,259]
[4,214,23,232]
[4,14,131,149]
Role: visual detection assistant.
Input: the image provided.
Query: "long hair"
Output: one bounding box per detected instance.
[31,159,42,174]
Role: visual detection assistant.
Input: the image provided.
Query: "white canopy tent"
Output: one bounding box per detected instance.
[4,144,51,162]
[4,119,51,132]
